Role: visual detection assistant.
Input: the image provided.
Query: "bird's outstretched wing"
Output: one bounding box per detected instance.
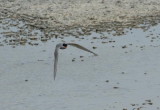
[67,43,98,56]
[54,46,59,80]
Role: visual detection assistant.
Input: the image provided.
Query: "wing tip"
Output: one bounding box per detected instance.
[54,72,56,80]
[93,53,98,56]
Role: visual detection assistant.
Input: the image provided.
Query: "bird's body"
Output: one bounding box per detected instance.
[54,43,98,80]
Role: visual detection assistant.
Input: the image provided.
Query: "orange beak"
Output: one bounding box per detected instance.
[60,46,67,49]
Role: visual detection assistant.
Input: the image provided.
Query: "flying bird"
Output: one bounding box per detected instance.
[54,43,98,80]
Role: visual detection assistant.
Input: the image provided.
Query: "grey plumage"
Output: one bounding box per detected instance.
[54,44,61,80]
[54,43,98,80]
[67,43,98,56]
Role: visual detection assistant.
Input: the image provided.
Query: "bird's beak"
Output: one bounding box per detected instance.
[60,46,67,49]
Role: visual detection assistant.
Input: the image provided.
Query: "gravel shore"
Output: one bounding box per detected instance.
[1,0,160,30]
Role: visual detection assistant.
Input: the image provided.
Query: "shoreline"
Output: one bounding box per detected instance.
[1,0,160,46]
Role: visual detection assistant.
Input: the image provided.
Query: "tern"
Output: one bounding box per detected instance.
[54,43,98,80]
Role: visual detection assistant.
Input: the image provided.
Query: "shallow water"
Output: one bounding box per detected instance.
[0,20,160,110]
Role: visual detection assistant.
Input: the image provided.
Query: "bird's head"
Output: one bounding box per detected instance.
[60,43,68,49]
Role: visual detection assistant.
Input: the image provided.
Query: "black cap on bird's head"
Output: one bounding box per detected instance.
[63,43,67,47]
[60,43,68,49]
